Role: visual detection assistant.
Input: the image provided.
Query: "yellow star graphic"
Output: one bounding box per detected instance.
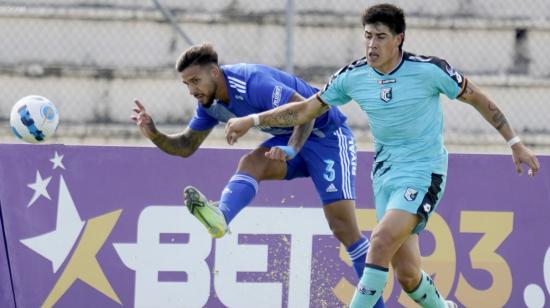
[42,209,122,308]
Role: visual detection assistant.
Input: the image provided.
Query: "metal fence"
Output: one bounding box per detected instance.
[1,0,549,150]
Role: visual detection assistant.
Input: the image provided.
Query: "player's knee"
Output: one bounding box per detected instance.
[238,151,266,172]
[329,221,358,247]
[368,229,400,262]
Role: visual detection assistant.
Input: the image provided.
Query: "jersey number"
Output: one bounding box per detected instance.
[323,159,335,182]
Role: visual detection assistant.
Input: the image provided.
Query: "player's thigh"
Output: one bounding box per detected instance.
[303,127,357,205]
[367,209,420,265]
[256,135,310,181]
[237,147,287,180]
[323,199,361,246]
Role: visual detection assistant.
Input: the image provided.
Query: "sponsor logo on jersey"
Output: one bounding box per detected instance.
[272,85,283,107]
[378,79,396,84]
[446,64,463,83]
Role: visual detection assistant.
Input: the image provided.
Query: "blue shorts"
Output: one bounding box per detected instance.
[261,125,357,205]
[371,160,447,234]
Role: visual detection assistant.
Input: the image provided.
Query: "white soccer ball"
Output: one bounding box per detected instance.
[10,95,59,143]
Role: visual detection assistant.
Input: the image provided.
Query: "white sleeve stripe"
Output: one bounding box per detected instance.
[227,76,246,86]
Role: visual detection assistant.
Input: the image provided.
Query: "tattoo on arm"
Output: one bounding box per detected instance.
[151,128,210,157]
[262,109,299,127]
[463,85,474,96]
[488,102,508,131]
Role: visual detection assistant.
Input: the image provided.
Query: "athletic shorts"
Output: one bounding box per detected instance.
[261,124,356,205]
[371,159,447,234]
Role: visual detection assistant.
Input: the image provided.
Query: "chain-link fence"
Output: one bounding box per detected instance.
[1,0,549,151]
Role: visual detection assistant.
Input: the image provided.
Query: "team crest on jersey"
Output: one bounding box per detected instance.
[380,87,392,102]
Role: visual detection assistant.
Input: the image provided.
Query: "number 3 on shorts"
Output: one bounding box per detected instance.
[323,159,335,181]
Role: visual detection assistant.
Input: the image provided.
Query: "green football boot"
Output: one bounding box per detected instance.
[184,186,228,238]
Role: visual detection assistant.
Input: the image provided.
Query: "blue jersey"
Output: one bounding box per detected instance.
[189,63,347,138]
[319,52,467,173]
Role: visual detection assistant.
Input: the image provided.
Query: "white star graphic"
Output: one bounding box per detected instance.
[27,170,52,207]
[20,176,85,273]
[50,151,65,170]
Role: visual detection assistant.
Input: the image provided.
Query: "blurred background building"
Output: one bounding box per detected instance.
[1,0,549,152]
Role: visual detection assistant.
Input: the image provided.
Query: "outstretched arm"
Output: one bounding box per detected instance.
[132,99,211,158]
[458,81,540,176]
[225,93,329,145]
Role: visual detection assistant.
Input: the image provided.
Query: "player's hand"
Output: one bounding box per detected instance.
[265,145,297,161]
[225,116,255,145]
[131,99,159,140]
[511,142,540,176]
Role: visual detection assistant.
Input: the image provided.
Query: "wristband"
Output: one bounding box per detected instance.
[250,114,260,126]
[507,136,521,147]
[274,145,297,159]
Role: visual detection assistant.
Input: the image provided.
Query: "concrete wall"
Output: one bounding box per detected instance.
[1,0,549,144]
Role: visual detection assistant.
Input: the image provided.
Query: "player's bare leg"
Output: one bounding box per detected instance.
[351,210,452,307]
[323,199,362,247]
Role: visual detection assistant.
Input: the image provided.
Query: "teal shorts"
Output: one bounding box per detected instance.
[372,161,447,234]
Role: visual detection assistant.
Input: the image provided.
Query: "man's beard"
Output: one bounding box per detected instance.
[201,95,215,108]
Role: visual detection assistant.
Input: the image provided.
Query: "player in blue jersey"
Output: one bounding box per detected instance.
[131,43,385,307]
[225,4,540,308]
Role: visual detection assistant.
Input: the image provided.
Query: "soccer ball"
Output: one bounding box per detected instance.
[10,95,59,143]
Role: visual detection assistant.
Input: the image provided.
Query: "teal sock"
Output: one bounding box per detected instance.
[407,271,446,308]
[350,264,388,308]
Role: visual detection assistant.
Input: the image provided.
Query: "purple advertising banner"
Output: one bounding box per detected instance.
[0,205,15,308]
[0,144,549,307]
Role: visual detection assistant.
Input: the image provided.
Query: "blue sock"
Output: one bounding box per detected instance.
[350,264,388,308]
[218,173,258,224]
[346,237,370,279]
[407,271,446,308]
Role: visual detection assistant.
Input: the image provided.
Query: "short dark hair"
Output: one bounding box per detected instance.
[175,43,218,72]
[362,4,406,36]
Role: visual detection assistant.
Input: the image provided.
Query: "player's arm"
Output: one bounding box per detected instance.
[265,92,316,161]
[150,127,211,158]
[226,94,329,145]
[132,99,211,158]
[458,81,540,176]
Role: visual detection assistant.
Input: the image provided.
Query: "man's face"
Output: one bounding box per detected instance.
[180,64,218,108]
[364,22,403,73]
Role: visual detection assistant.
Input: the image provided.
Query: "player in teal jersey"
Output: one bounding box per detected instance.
[225,3,540,307]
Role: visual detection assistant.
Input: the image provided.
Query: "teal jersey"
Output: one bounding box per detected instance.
[319,51,467,173]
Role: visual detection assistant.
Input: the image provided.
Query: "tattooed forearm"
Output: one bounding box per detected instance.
[463,86,474,95]
[151,130,206,158]
[488,102,509,131]
[262,109,300,127]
